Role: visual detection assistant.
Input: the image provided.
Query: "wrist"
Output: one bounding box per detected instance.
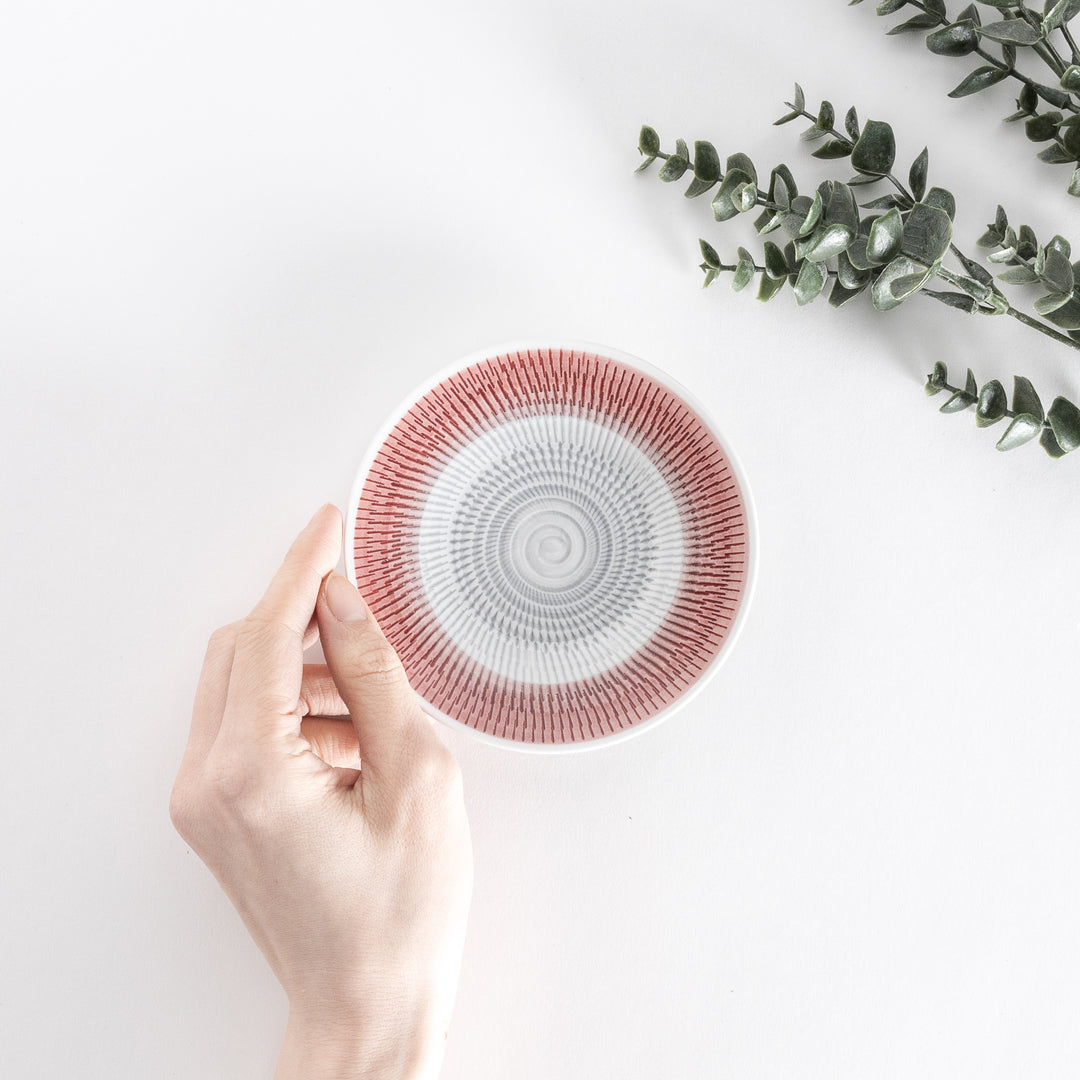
[275,996,446,1080]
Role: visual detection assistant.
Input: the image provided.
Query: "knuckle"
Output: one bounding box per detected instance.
[410,738,464,798]
[200,747,262,819]
[206,621,240,657]
[168,777,195,838]
[353,642,406,688]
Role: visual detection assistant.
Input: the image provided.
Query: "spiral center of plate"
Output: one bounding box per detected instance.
[416,413,685,685]
[512,507,589,587]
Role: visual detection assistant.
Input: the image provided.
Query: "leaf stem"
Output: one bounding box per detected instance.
[1060,22,1080,66]
[938,378,1019,421]
[1002,304,1080,348]
[1017,4,1070,76]
[972,44,1078,111]
[933,260,1080,348]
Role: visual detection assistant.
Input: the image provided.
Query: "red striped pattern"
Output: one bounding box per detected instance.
[353,347,750,745]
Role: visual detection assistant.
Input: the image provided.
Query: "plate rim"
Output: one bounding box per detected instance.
[346,338,759,754]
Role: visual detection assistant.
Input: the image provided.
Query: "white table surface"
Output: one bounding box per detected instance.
[4,2,1080,1077]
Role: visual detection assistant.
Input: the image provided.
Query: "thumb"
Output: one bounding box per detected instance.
[316,571,435,787]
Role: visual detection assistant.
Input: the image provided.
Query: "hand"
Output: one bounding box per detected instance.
[170,504,473,1080]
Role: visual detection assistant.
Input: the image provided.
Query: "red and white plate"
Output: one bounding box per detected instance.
[347,343,756,751]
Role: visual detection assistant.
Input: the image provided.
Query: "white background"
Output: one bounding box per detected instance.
[3,2,1080,1077]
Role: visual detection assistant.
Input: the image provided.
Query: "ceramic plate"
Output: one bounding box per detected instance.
[348,343,755,751]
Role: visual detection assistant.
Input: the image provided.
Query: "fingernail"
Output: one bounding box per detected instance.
[325,572,368,622]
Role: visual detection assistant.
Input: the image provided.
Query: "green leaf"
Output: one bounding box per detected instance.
[793,258,828,305]
[699,238,722,269]
[889,12,944,31]
[909,148,929,201]
[783,242,799,279]
[732,248,756,291]
[845,106,861,141]
[1040,425,1069,457]
[1041,246,1075,293]
[824,182,860,232]
[769,165,795,210]
[684,176,717,198]
[1026,112,1063,141]
[837,249,871,289]
[923,186,957,220]
[1044,296,1080,329]
[798,191,824,237]
[817,100,835,131]
[1018,82,1038,113]
[693,141,722,182]
[997,264,1042,283]
[1048,234,1072,260]
[802,223,856,263]
[953,249,994,288]
[978,19,1044,44]
[756,209,783,235]
[941,389,977,412]
[638,126,661,157]
[659,153,690,182]
[812,138,856,159]
[953,274,993,301]
[757,271,785,302]
[924,288,979,311]
[1035,82,1074,109]
[876,0,907,12]
[926,360,949,394]
[925,0,946,15]
[1061,64,1080,92]
[712,169,754,221]
[900,203,954,265]
[975,379,1008,425]
[846,235,873,270]
[1063,121,1080,157]
[1068,167,1080,196]
[794,83,805,112]
[866,207,904,264]
[860,194,903,211]
[872,255,934,310]
[763,240,789,280]
[1013,375,1045,421]
[1034,291,1073,314]
[1017,224,1039,260]
[949,64,1010,97]
[958,3,981,25]
[736,182,759,213]
[828,277,869,307]
[1045,0,1080,34]
[726,153,758,185]
[1048,395,1080,451]
[701,266,720,288]
[964,368,978,397]
[779,194,811,237]
[927,20,980,54]
[996,413,1043,451]
[850,120,897,175]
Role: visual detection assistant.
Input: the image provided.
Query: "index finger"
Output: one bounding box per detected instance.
[223,503,343,724]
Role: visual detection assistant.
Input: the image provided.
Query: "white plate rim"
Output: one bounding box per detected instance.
[346,338,759,754]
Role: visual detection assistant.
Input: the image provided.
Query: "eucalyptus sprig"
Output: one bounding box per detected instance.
[926,361,1080,451]
[851,0,1080,195]
[636,87,1080,455]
